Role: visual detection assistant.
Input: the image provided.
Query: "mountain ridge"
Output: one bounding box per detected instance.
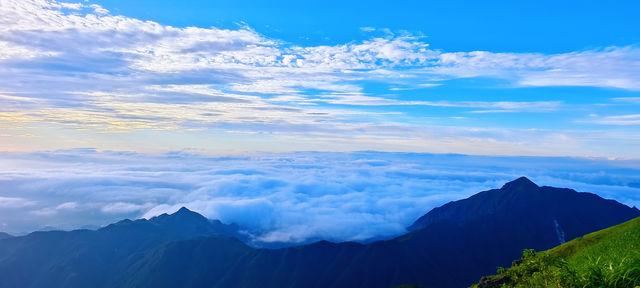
[408,176,637,232]
[0,207,245,288]
[113,177,640,288]
[1,177,638,288]
[0,232,11,240]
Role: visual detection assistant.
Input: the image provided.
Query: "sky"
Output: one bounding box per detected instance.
[0,0,639,239]
[0,0,639,156]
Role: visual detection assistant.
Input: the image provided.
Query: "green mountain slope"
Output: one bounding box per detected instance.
[473,216,640,288]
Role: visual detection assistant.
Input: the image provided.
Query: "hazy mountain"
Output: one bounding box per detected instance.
[0,177,638,288]
[0,233,11,240]
[0,207,244,288]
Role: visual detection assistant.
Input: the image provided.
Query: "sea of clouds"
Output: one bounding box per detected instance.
[0,149,639,243]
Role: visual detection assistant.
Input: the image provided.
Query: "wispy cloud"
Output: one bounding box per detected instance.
[594,114,640,125]
[1,0,638,104]
[433,47,640,90]
[0,196,37,208]
[312,93,561,112]
[612,97,640,104]
[101,202,153,214]
[0,40,55,60]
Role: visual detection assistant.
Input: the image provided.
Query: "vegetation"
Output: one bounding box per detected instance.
[473,217,640,288]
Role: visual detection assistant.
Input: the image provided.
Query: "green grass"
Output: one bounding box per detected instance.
[472,217,640,288]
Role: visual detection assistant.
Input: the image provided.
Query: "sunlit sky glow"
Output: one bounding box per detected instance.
[0,0,639,157]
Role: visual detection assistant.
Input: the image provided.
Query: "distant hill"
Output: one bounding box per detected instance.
[473,216,640,287]
[0,232,11,240]
[0,207,243,288]
[0,177,638,288]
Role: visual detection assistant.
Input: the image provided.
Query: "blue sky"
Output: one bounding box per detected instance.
[0,0,639,157]
[93,0,640,52]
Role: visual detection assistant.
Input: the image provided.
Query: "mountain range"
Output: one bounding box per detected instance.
[0,177,638,288]
[0,233,11,240]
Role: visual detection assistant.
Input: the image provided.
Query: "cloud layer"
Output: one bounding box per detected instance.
[1,150,639,243]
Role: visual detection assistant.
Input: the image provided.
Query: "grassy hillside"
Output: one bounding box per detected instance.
[473,216,640,288]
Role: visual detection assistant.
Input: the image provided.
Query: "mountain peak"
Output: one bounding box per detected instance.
[175,207,193,215]
[501,176,538,190]
[167,207,206,221]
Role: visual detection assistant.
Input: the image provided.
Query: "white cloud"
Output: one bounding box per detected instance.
[418,83,442,87]
[102,202,153,214]
[0,0,637,100]
[29,201,76,217]
[594,114,640,125]
[0,41,55,61]
[0,93,42,103]
[56,201,77,210]
[312,93,561,112]
[1,150,639,241]
[433,47,640,90]
[0,196,37,208]
[89,4,109,15]
[31,207,57,216]
[0,0,638,149]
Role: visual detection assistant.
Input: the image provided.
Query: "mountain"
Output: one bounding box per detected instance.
[473,216,640,287]
[0,232,11,240]
[119,177,639,288]
[0,177,638,288]
[409,176,635,235]
[0,207,244,288]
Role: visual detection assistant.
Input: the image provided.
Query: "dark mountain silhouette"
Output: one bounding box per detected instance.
[0,232,11,240]
[0,177,638,288]
[120,177,639,288]
[0,207,244,288]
